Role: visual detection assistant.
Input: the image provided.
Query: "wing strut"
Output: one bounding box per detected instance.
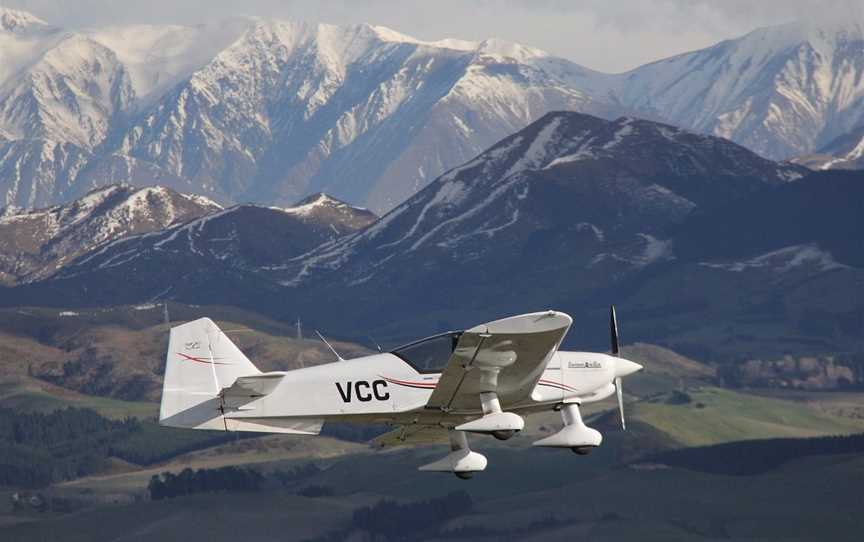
[441,333,491,411]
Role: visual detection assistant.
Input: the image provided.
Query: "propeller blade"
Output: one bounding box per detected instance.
[615,376,626,430]
[610,305,620,356]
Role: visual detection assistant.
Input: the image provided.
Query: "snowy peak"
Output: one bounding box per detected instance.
[0,12,621,212]
[437,112,803,192]
[2,13,861,213]
[286,192,366,215]
[282,193,377,233]
[0,183,220,284]
[475,38,549,61]
[614,18,864,160]
[49,192,378,295]
[542,115,807,184]
[0,33,134,149]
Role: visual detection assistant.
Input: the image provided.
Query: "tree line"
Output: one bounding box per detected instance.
[148,467,264,500]
[0,406,234,488]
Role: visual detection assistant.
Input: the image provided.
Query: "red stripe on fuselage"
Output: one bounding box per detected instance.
[538,379,576,392]
[380,375,437,389]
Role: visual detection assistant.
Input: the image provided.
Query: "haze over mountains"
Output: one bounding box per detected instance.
[4,112,860,364]
[3,7,864,214]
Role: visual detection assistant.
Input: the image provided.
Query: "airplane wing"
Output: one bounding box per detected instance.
[426,311,572,413]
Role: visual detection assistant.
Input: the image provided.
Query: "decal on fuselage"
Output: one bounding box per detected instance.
[336,380,390,402]
[568,360,602,369]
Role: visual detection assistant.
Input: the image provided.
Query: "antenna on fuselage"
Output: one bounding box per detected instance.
[368,335,382,352]
[315,330,345,361]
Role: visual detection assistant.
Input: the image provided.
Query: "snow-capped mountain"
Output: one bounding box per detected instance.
[111,20,617,212]
[605,20,864,160]
[34,192,376,304]
[276,111,805,291]
[1,114,858,359]
[2,7,863,213]
[0,7,618,212]
[0,184,221,283]
[0,138,198,208]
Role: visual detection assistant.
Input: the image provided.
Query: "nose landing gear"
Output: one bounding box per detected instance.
[532,402,603,451]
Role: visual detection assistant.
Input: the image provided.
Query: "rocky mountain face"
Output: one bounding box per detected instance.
[624,169,864,360]
[12,192,376,307]
[263,112,822,343]
[793,125,864,170]
[0,7,617,212]
[273,111,804,289]
[0,184,220,284]
[4,8,862,213]
[602,20,864,161]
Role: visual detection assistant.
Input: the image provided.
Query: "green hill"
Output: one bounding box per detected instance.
[598,387,864,447]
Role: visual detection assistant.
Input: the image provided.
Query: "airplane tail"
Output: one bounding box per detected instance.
[159,317,323,435]
[159,317,260,430]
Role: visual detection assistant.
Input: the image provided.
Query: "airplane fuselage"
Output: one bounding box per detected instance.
[220,351,624,426]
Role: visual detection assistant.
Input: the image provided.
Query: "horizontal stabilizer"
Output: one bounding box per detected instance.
[223,417,323,435]
[220,372,286,398]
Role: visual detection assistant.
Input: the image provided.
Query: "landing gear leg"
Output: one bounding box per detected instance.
[418,430,488,479]
[455,392,524,437]
[532,402,603,450]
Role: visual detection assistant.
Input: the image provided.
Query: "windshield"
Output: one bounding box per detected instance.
[391,332,462,373]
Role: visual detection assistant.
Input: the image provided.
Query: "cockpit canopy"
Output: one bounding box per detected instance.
[391,331,463,373]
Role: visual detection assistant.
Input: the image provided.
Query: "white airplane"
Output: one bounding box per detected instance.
[159,308,642,479]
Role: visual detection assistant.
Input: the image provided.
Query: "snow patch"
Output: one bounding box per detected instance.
[637,234,672,266]
[577,222,604,242]
[502,116,563,179]
[700,244,847,273]
[603,118,635,150]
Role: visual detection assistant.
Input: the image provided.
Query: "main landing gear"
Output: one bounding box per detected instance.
[532,402,602,452]
[418,429,487,480]
[418,392,524,479]
[455,392,524,438]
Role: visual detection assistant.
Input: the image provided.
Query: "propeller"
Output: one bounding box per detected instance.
[610,305,626,431]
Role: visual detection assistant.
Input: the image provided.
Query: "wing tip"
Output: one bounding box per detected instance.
[467,310,572,334]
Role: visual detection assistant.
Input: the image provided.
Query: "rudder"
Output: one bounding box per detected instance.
[159,317,260,430]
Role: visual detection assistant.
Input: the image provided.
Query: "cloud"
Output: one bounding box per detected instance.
[1,0,859,72]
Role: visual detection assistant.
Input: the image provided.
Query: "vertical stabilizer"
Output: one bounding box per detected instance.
[159,318,260,430]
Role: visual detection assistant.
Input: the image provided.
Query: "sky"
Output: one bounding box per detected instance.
[2,0,862,72]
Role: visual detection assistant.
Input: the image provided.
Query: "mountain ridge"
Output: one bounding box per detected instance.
[3,8,860,212]
[6,111,849,363]
[0,183,221,284]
